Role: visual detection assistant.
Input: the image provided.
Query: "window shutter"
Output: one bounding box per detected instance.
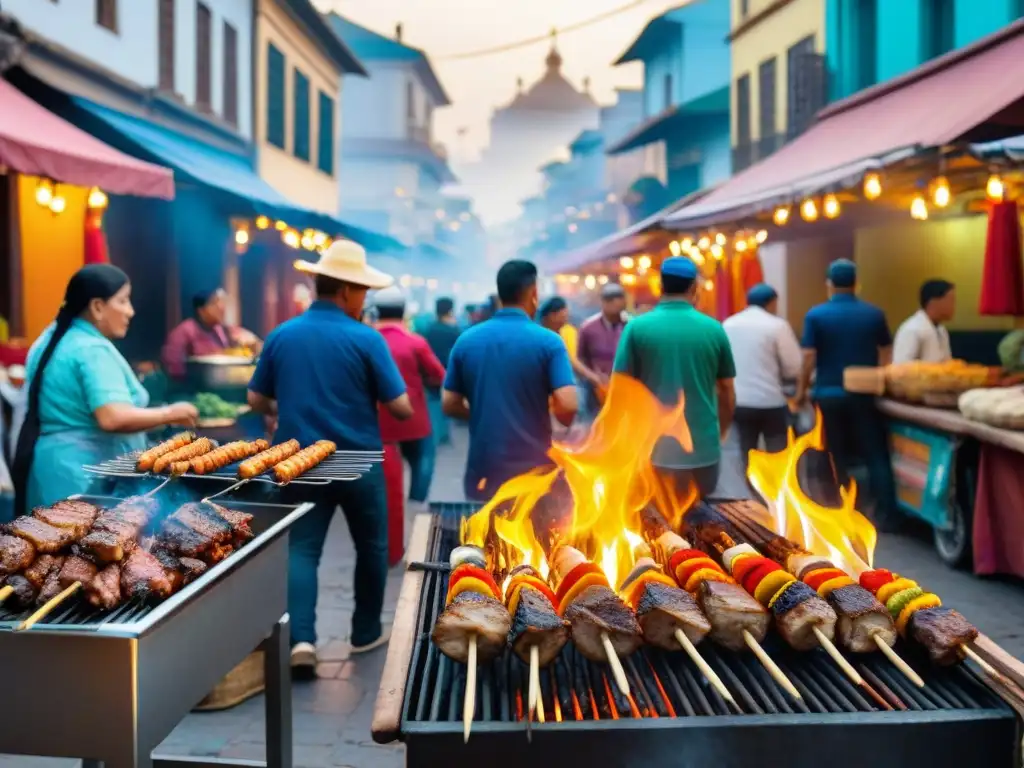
[266,43,285,148]
[158,0,175,92]
[96,0,118,33]
[317,91,335,176]
[293,69,311,161]
[223,22,238,126]
[195,2,212,111]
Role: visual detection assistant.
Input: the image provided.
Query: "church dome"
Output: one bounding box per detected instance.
[502,34,595,112]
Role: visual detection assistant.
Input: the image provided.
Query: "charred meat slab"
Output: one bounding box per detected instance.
[563,584,643,661]
[697,580,770,652]
[121,548,174,600]
[909,607,980,666]
[829,584,896,652]
[508,586,570,666]
[58,555,99,591]
[634,580,711,650]
[432,591,511,664]
[7,517,76,554]
[86,564,122,610]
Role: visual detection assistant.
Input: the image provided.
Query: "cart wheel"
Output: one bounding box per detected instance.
[933,445,976,570]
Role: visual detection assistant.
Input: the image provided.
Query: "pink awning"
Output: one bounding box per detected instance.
[0,79,174,199]
[665,19,1024,228]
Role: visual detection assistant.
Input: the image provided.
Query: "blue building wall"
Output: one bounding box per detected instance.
[827,0,1024,101]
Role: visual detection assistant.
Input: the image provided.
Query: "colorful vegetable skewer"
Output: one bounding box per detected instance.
[639,505,801,700]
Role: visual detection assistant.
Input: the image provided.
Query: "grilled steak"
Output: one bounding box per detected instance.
[158,519,215,559]
[909,606,979,666]
[563,584,643,661]
[58,555,99,591]
[0,534,35,575]
[829,584,896,652]
[508,586,570,666]
[8,517,75,553]
[23,553,63,590]
[635,581,711,649]
[121,548,173,600]
[696,580,770,651]
[432,591,512,664]
[34,501,101,537]
[167,503,233,544]
[87,564,122,610]
[770,581,837,651]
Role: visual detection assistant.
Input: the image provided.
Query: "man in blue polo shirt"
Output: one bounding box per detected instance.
[442,260,577,501]
[796,258,899,529]
[248,241,414,677]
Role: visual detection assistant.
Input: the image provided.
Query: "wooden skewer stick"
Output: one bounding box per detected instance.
[600,631,631,697]
[814,626,863,686]
[528,645,545,723]
[873,634,925,688]
[463,634,477,744]
[962,644,1001,679]
[15,581,82,632]
[0,585,13,604]
[743,629,802,700]
[674,629,735,705]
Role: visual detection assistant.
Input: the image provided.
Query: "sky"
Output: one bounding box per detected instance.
[312,0,687,161]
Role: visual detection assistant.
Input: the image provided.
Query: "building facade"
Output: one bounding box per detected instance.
[327,13,456,248]
[255,0,364,214]
[729,0,827,172]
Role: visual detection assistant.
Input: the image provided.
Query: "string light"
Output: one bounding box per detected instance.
[772,205,790,226]
[669,240,682,257]
[910,195,929,221]
[87,187,108,210]
[755,230,768,243]
[681,237,693,250]
[703,279,714,291]
[597,275,609,284]
[697,236,711,250]
[987,174,1005,202]
[864,173,882,200]
[34,179,54,207]
[710,244,724,260]
[313,231,328,247]
[584,275,597,289]
[619,256,635,269]
[235,229,250,245]
[49,195,66,214]
[823,194,841,219]
[569,275,580,284]
[275,220,288,231]
[736,240,748,252]
[714,233,726,246]
[800,198,819,222]
[283,230,300,248]
[300,232,315,250]
[931,176,951,208]
[621,274,637,286]
[638,255,652,269]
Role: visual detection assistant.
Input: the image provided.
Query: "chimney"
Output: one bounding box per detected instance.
[395,23,403,42]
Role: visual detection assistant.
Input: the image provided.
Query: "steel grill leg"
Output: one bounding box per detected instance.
[264,615,293,768]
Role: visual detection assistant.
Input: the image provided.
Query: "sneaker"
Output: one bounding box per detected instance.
[290,642,317,680]
[351,626,392,655]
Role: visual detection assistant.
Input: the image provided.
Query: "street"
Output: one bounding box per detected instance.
[3,424,1024,768]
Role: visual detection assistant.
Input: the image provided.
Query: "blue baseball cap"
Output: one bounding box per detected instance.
[746,283,778,307]
[827,258,857,288]
[661,257,698,280]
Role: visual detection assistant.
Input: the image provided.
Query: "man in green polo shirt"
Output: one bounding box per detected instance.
[613,256,736,497]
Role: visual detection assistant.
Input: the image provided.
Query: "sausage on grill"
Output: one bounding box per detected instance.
[136,432,195,472]
[237,440,301,479]
[153,437,214,474]
[273,440,337,483]
[190,439,269,475]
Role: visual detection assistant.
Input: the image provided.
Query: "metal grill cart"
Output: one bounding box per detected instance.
[373,502,1024,768]
[0,497,313,768]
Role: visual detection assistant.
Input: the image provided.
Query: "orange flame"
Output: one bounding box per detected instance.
[746,409,877,575]
[461,373,694,586]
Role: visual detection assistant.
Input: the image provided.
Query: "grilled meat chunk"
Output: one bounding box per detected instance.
[167,503,233,544]
[8,516,75,553]
[34,501,101,537]
[3,574,36,610]
[0,534,35,575]
[36,559,67,604]
[121,549,173,600]
[205,503,255,545]
[58,555,99,590]
[23,554,63,590]
[508,587,570,666]
[829,584,896,652]
[159,519,216,559]
[432,591,512,664]
[770,581,837,651]
[635,581,712,650]
[563,584,643,662]
[909,607,979,666]
[153,550,207,591]
[77,497,158,563]
[77,530,132,564]
[696,580,770,651]
[86,564,122,610]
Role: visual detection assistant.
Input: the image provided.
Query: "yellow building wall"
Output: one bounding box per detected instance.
[854,217,1016,333]
[256,0,340,215]
[18,176,87,341]
[730,0,826,143]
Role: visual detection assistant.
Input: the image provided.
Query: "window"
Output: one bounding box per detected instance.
[854,0,878,90]
[786,36,826,139]
[223,21,238,125]
[735,73,751,145]
[266,43,285,149]
[739,0,750,17]
[293,68,310,162]
[158,0,175,92]
[921,0,955,60]
[663,73,673,109]
[195,2,212,111]
[758,58,776,141]
[96,0,117,32]
[317,91,335,176]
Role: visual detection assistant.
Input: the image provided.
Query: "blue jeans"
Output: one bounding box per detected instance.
[400,436,435,503]
[287,464,388,647]
[427,390,450,445]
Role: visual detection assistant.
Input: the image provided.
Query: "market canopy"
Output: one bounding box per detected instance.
[0,78,173,199]
[73,98,404,253]
[664,18,1024,230]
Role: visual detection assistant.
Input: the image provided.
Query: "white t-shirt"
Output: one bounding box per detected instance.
[723,306,803,409]
[892,309,952,364]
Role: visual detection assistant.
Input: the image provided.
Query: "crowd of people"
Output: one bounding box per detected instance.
[1,238,966,678]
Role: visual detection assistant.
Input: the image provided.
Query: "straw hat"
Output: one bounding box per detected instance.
[294,240,393,290]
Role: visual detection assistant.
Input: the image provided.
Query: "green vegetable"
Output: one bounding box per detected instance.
[193,392,241,419]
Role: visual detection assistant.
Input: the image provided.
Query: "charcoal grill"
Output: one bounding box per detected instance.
[373,502,1022,768]
[0,495,313,768]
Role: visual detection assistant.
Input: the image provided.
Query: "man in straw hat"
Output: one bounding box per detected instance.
[248,240,414,677]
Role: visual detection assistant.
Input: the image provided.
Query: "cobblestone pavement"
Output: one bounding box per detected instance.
[4,424,1024,768]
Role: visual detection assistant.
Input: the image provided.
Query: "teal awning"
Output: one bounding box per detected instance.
[606,86,729,156]
[73,98,403,253]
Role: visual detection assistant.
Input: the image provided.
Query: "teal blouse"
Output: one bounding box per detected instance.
[25,319,149,508]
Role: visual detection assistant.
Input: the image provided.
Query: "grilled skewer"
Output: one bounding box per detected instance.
[272,440,336,483]
[238,440,301,479]
[135,432,195,472]
[189,439,269,475]
[152,437,214,474]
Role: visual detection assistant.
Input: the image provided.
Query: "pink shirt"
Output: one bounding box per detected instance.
[377,323,445,443]
[161,318,234,378]
[578,312,626,377]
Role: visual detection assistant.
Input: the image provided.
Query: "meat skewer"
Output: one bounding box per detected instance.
[188,439,269,475]
[639,505,799,700]
[548,543,641,697]
[431,544,512,743]
[716,504,924,688]
[136,432,195,472]
[152,437,214,474]
[237,439,300,479]
[272,440,336,483]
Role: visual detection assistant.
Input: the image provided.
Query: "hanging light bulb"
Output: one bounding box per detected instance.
[49,195,66,214]
[681,237,693,250]
[34,179,54,207]
[621,273,637,286]
[710,244,724,260]
[715,232,726,246]
[987,174,1005,202]
[755,229,768,243]
[669,240,682,257]
[283,229,300,248]
[87,187,108,210]
[800,198,819,222]
[772,205,790,226]
[823,194,841,219]
[619,256,635,269]
[598,275,609,285]
[697,235,711,250]
[910,195,929,221]
[584,275,597,289]
[863,173,883,200]
[234,228,250,245]
[931,176,951,208]
[736,239,748,252]
[638,255,652,269]
[703,279,714,292]
[255,215,270,229]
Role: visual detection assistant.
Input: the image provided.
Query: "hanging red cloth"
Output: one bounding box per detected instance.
[715,260,733,320]
[980,199,1024,316]
[383,443,405,566]
[83,209,109,264]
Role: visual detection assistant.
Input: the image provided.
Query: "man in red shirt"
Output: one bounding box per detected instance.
[374,287,445,509]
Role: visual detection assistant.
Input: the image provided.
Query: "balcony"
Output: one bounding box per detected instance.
[406,122,432,145]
